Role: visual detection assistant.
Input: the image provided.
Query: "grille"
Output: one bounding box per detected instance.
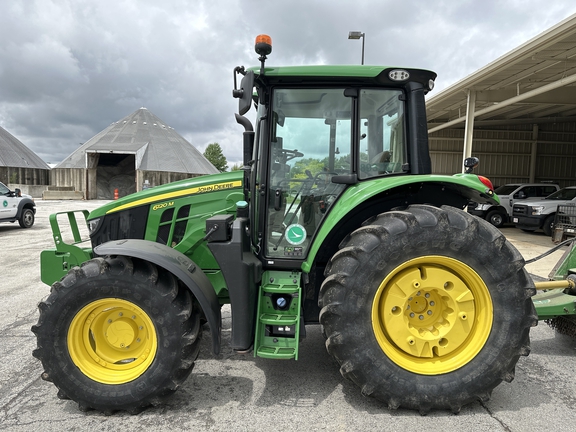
[512,205,528,216]
[90,205,149,247]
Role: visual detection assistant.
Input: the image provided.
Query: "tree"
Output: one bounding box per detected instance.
[203,143,228,172]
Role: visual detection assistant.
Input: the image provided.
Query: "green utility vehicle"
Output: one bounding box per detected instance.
[32,35,574,415]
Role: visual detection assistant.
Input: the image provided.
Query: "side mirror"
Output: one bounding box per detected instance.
[517,191,526,199]
[233,70,255,116]
[463,157,479,174]
[15,188,22,197]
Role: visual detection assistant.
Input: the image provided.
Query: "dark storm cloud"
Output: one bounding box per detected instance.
[1,0,576,166]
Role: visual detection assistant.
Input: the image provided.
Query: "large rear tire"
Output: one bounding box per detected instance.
[319,205,537,413]
[32,256,202,414]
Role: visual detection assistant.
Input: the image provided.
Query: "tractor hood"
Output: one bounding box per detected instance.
[88,170,244,220]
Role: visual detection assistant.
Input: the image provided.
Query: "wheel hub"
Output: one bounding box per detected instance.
[395,278,475,358]
[372,256,493,374]
[68,298,157,384]
[105,319,136,349]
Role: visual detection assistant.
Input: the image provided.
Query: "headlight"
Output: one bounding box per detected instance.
[87,218,101,235]
[530,206,546,215]
[388,69,410,81]
[478,203,492,211]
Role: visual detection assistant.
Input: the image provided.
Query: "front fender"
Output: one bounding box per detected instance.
[94,239,221,355]
[17,197,36,217]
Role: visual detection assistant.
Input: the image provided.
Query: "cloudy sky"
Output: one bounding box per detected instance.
[2,0,576,167]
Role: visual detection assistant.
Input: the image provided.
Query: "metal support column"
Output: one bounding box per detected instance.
[529,124,538,183]
[462,90,476,172]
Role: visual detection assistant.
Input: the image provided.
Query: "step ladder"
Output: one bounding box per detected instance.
[254,270,302,360]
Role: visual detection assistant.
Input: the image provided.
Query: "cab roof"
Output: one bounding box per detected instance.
[250,65,436,88]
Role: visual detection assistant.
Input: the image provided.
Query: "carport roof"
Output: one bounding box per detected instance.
[427,13,576,131]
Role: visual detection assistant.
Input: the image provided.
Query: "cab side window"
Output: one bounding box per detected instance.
[521,187,536,197]
[541,186,557,196]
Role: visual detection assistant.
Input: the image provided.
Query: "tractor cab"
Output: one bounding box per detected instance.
[233,35,437,264]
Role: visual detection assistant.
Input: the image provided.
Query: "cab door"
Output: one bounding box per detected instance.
[263,88,352,260]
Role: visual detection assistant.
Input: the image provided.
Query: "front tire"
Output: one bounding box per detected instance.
[19,208,34,228]
[319,205,537,413]
[542,214,555,237]
[32,256,202,413]
[486,209,506,228]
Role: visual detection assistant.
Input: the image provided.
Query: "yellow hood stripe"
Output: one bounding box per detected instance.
[106,180,242,214]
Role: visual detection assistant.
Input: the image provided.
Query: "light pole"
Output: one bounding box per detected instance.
[348,31,365,65]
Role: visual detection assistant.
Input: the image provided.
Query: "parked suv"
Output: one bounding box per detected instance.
[0,181,36,228]
[512,186,576,236]
[468,183,559,227]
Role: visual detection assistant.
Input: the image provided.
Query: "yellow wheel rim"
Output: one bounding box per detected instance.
[372,256,493,375]
[67,298,157,384]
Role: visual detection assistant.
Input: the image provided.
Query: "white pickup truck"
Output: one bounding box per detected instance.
[512,186,576,236]
[468,183,559,227]
[0,181,36,228]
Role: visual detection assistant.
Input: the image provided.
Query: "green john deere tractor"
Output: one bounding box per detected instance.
[32,35,575,415]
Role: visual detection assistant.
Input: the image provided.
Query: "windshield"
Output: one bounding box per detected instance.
[494,185,519,195]
[0,182,10,195]
[262,87,407,259]
[546,188,576,200]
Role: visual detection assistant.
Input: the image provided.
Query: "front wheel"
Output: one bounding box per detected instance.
[486,209,506,228]
[319,205,537,413]
[542,214,555,237]
[19,208,34,228]
[32,256,202,414]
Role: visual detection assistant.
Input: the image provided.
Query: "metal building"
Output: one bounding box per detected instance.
[52,107,219,199]
[0,125,50,186]
[427,13,576,188]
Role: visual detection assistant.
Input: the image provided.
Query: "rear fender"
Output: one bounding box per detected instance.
[94,239,222,355]
[303,174,497,272]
